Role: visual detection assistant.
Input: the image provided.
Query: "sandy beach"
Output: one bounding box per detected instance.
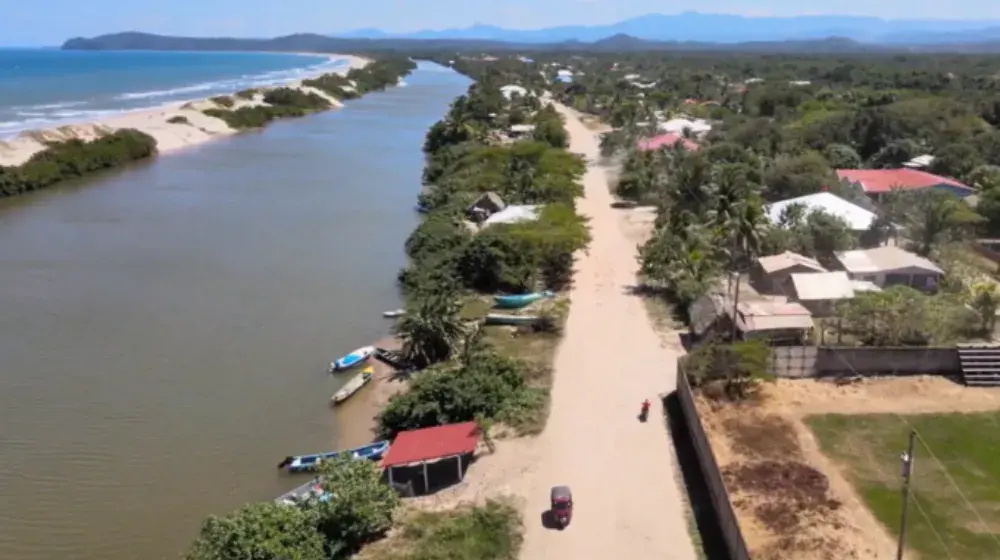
[0,53,371,167]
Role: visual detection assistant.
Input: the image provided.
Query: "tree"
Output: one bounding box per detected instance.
[765,208,857,266]
[638,224,725,306]
[186,502,325,560]
[685,340,774,400]
[930,143,983,182]
[310,455,400,558]
[884,189,983,256]
[822,143,862,169]
[970,281,1000,336]
[763,151,839,201]
[394,293,467,368]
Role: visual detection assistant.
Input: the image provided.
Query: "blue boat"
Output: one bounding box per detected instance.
[276,440,390,474]
[329,345,375,373]
[493,290,555,309]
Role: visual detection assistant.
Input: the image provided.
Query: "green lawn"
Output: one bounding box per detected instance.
[806,412,1000,559]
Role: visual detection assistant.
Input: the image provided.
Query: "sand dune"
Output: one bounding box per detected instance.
[0,54,370,168]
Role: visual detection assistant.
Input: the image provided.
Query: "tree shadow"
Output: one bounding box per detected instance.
[661,392,732,560]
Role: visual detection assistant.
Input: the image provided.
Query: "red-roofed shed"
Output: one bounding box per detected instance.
[836,168,974,200]
[636,133,699,153]
[382,422,481,495]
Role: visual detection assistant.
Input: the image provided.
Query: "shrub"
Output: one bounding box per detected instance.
[234,88,258,100]
[310,456,400,558]
[262,87,331,110]
[209,95,234,108]
[0,129,157,198]
[166,115,189,125]
[302,73,358,99]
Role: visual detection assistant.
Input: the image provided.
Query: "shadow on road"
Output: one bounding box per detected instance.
[663,392,732,560]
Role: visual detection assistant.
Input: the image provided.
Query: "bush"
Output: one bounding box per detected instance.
[234,88,258,100]
[263,87,331,110]
[310,456,400,558]
[376,351,530,439]
[302,72,358,99]
[166,115,189,125]
[209,95,234,108]
[186,501,325,560]
[0,129,157,198]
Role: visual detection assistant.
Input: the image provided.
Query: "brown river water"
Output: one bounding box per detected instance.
[0,63,470,560]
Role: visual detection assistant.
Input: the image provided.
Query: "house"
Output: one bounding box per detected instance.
[788,271,855,316]
[466,192,506,223]
[636,133,700,152]
[833,246,944,291]
[482,204,540,227]
[659,117,712,136]
[766,191,878,232]
[751,251,826,295]
[733,301,815,344]
[499,85,529,100]
[903,154,935,169]
[508,124,535,138]
[836,169,975,201]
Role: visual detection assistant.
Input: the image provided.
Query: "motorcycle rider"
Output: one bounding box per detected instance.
[640,399,651,416]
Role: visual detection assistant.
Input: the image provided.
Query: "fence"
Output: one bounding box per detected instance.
[770,346,960,378]
[675,362,752,560]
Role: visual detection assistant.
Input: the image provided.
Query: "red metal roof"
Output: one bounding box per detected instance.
[381,422,481,468]
[636,133,700,152]
[836,169,971,194]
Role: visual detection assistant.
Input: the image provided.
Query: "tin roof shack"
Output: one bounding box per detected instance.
[833,246,943,292]
[734,301,814,344]
[381,422,481,496]
[508,124,535,139]
[751,251,826,295]
[466,191,506,224]
[788,271,856,317]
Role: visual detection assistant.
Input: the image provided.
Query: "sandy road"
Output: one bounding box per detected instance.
[516,105,698,559]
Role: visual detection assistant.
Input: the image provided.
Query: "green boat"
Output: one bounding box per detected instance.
[485,313,541,326]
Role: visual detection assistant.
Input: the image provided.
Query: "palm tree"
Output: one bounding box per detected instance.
[393,294,467,369]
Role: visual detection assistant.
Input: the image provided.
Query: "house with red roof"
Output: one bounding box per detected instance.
[836,169,975,202]
[381,421,481,495]
[636,133,700,153]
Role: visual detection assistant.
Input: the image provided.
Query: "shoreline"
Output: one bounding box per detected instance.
[0,52,372,168]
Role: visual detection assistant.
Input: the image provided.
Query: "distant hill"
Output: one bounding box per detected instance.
[333,12,1000,45]
[62,31,1000,55]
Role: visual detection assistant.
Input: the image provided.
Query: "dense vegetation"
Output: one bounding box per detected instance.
[0,129,157,198]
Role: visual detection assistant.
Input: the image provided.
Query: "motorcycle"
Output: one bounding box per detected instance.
[639,400,651,422]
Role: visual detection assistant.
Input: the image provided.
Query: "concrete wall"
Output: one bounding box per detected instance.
[771,346,959,378]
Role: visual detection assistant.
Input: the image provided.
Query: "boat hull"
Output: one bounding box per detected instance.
[485,313,541,326]
[330,345,376,372]
[281,440,390,473]
[493,291,554,309]
[332,370,373,405]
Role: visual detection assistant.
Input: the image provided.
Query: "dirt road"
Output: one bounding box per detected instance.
[516,105,698,559]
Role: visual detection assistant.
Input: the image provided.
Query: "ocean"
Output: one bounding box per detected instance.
[0,49,343,137]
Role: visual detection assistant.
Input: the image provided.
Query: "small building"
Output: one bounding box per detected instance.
[734,301,814,344]
[659,117,712,136]
[508,124,535,138]
[766,192,878,232]
[466,192,506,223]
[836,169,975,201]
[499,84,529,100]
[636,133,700,152]
[833,246,944,291]
[751,251,826,295]
[381,422,481,496]
[903,154,935,169]
[482,204,540,227]
[788,271,855,316]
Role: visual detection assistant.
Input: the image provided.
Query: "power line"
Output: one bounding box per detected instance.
[909,490,956,560]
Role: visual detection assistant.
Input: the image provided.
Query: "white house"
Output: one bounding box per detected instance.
[499,85,529,100]
[659,117,712,136]
[766,192,878,232]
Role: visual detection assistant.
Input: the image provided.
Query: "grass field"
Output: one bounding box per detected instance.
[807,411,1000,559]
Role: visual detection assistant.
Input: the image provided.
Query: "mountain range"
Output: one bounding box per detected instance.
[333,12,1000,45]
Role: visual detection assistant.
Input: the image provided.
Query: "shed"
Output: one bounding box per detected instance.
[788,271,855,316]
[467,192,506,222]
[834,246,943,291]
[636,133,700,152]
[508,124,536,138]
[734,301,814,344]
[751,251,826,294]
[382,422,481,495]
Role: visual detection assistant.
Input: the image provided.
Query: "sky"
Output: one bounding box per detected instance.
[3,0,999,46]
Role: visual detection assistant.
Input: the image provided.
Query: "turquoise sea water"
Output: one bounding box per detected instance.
[0,49,339,137]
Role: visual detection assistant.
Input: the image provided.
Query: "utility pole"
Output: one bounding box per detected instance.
[730,270,742,341]
[896,430,917,560]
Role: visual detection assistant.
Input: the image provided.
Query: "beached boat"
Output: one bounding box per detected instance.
[275,479,326,506]
[276,440,390,474]
[329,345,375,372]
[493,290,555,309]
[485,313,541,326]
[331,368,373,405]
[382,309,406,318]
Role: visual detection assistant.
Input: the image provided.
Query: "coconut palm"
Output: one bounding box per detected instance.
[393,294,467,369]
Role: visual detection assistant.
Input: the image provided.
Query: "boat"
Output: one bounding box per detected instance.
[493,290,555,309]
[275,479,327,506]
[485,313,541,326]
[276,440,391,474]
[382,309,406,318]
[330,345,375,372]
[331,368,373,405]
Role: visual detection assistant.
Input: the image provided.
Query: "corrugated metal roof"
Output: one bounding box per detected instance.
[736,301,814,332]
[758,251,826,274]
[636,133,700,152]
[835,246,944,275]
[766,192,878,231]
[836,168,971,194]
[791,271,855,301]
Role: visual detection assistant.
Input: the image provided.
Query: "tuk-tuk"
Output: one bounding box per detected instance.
[550,485,573,528]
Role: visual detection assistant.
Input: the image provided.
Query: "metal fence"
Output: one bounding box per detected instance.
[675,362,752,560]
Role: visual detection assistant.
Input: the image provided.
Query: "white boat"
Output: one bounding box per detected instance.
[331,367,373,405]
[382,309,406,318]
[329,345,375,373]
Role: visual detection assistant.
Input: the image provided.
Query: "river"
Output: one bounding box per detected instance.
[0,62,470,560]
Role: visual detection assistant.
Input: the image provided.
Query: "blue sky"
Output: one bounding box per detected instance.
[4,0,999,46]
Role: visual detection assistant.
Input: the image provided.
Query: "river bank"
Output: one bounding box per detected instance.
[0,54,371,168]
